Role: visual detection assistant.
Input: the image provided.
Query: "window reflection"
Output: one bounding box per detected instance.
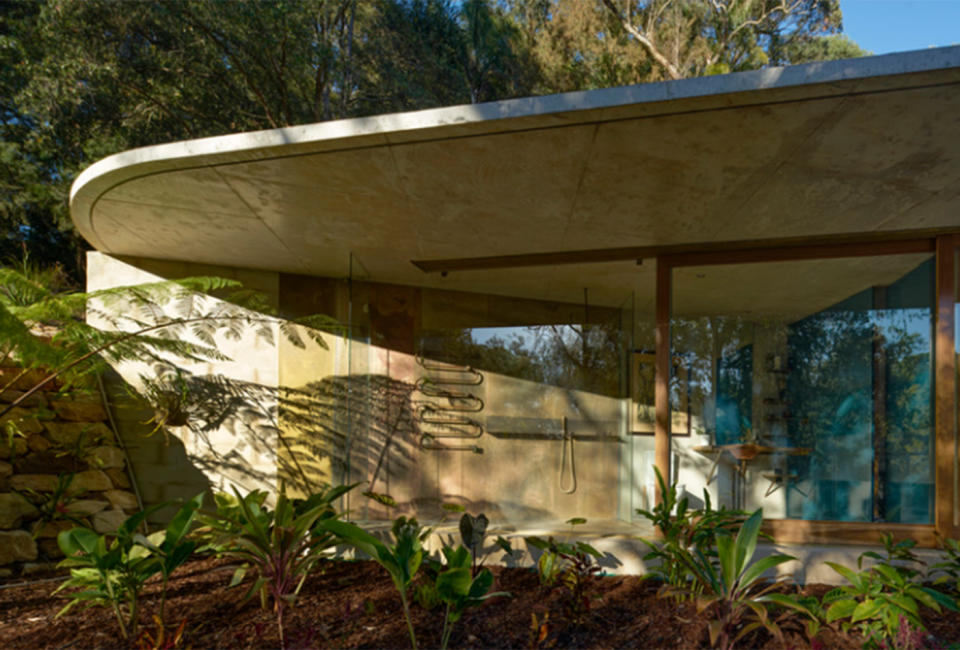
[419,322,625,399]
[672,255,934,524]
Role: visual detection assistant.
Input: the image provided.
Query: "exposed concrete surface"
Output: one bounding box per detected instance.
[70,47,960,308]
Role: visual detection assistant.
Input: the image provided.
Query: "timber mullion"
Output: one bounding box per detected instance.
[935,236,959,540]
[654,258,672,504]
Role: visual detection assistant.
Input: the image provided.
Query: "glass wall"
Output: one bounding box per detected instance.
[671,253,935,523]
[295,260,648,528]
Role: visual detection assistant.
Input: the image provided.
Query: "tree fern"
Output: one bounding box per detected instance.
[0,264,337,424]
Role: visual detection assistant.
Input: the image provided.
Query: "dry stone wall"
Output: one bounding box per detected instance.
[0,367,138,577]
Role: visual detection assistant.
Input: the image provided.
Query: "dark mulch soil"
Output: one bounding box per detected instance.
[0,557,957,649]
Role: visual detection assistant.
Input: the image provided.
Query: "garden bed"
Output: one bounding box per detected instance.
[2,556,959,649]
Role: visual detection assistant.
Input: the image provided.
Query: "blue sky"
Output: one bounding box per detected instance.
[842,0,960,54]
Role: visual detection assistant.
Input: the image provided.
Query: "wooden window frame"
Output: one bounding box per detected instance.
[654,234,959,546]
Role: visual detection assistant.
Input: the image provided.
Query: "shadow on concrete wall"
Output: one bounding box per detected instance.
[116,369,566,525]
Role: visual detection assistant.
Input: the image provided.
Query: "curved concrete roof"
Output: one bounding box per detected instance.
[71,46,960,306]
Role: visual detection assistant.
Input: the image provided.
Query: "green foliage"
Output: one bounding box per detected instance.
[824,540,958,648]
[322,515,432,649]
[932,537,960,596]
[784,34,871,64]
[205,484,355,648]
[666,509,817,650]
[860,532,927,580]
[54,497,203,640]
[132,493,204,624]
[526,518,603,625]
[635,466,752,599]
[54,505,164,639]
[433,544,509,650]
[22,472,85,539]
[0,263,334,436]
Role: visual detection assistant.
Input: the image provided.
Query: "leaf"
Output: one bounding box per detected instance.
[913,586,957,612]
[738,554,795,591]
[565,517,587,526]
[826,561,861,588]
[229,565,248,587]
[826,598,859,622]
[734,509,763,571]
[164,492,204,546]
[850,598,882,623]
[468,569,495,600]
[436,567,472,600]
[58,527,99,558]
[708,619,724,647]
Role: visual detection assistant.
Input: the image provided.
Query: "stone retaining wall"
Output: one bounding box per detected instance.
[0,367,138,577]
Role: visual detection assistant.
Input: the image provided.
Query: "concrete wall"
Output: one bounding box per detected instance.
[86,252,282,500]
[87,252,638,530]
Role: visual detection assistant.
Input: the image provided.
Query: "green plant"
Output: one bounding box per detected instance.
[861,532,927,580]
[636,466,752,600]
[433,544,509,649]
[322,515,432,649]
[668,509,818,650]
[0,265,334,428]
[133,493,203,624]
[54,506,163,640]
[526,517,595,588]
[526,518,604,625]
[824,543,958,648]
[207,485,352,649]
[137,368,196,435]
[932,537,960,596]
[21,473,85,539]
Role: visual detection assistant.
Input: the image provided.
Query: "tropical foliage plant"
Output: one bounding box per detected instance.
[824,540,958,648]
[526,518,603,624]
[932,537,960,596]
[54,505,164,639]
[635,466,752,599]
[132,493,204,624]
[322,515,432,649]
[433,544,509,650]
[203,484,355,648]
[666,509,819,650]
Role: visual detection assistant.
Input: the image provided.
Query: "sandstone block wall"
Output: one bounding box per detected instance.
[0,367,138,577]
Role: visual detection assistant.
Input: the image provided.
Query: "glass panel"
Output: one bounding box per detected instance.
[413,264,636,529]
[274,259,646,529]
[671,253,935,523]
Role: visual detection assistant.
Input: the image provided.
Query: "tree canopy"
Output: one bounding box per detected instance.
[0,0,868,279]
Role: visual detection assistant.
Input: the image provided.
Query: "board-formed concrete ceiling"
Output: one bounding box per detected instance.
[71,46,960,309]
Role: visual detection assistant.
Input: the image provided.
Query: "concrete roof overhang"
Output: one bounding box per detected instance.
[71,46,960,310]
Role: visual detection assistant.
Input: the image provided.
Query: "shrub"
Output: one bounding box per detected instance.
[322,515,431,649]
[206,484,355,649]
[824,540,957,648]
[668,509,819,650]
[526,518,603,625]
[635,467,752,600]
[433,544,509,649]
[54,497,202,640]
